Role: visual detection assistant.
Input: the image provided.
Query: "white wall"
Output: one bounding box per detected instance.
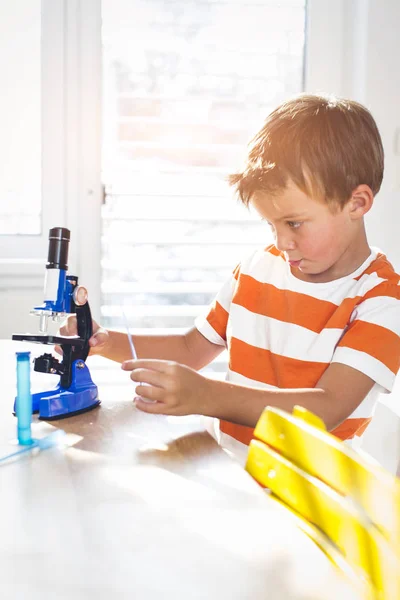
[306,0,400,270]
[329,0,400,468]
[361,1,400,271]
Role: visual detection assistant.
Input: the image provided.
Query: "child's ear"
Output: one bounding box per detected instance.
[347,184,374,219]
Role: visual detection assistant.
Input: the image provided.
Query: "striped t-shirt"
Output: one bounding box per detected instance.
[195,245,400,460]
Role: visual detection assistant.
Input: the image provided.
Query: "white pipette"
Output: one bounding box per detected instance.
[121,308,155,403]
[121,308,138,360]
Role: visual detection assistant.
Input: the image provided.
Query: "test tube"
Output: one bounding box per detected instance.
[16,352,33,445]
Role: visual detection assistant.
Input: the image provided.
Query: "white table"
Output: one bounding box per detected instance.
[0,340,361,600]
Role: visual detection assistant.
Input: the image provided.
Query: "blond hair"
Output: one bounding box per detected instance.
[229,94,384,208]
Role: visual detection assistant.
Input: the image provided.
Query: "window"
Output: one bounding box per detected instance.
[0,0,66,261]
[0,0,347,343]
[101,0,306,374]
[0,1,41,235]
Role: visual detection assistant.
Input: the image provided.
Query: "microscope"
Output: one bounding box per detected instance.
[12,227,100,419]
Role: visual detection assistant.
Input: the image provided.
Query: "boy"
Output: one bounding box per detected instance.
[62,94,400,463]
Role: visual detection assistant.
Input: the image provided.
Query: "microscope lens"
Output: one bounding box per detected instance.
[47,227,70,270]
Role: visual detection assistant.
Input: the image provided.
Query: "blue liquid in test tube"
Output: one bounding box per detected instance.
[16,352,33,445]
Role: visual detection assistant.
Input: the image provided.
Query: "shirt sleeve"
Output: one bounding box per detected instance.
[331,285,400,392]
[194,264,240,347]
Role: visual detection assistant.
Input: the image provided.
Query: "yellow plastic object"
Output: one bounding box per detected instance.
[267,494,373,599]
[292,405,327,430]
[253,406,400,545]
[246,439,400,598]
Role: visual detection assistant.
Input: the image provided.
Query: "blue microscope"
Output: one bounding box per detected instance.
[12,227,100,419]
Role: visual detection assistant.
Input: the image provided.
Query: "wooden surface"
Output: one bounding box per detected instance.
[0,340,362,600]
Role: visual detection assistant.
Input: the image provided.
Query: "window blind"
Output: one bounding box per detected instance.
[101,0,306,376]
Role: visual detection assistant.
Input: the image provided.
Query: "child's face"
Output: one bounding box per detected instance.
[251,180,365,283]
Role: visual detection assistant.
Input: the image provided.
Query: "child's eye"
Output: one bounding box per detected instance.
[287,221,302,229]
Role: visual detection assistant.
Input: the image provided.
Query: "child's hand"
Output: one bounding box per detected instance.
[121,359,211,416]
[56,315,109,355]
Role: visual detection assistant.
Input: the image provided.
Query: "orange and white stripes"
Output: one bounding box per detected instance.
[195,245,400,457]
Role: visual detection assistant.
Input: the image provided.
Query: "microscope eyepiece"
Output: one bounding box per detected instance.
[47,227,70,270]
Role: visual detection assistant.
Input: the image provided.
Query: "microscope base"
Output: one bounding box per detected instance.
[40,399,101,420]
[38,391,100,420]
[14,361,100,420]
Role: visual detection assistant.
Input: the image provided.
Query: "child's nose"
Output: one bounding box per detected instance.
[275,233,296,252]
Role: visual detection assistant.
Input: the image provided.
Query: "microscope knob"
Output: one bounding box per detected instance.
[73,286,88,306]
[34,353,64,375]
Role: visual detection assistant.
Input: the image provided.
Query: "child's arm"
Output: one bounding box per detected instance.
[105,326,223,368]
[59,316,223,369]
[121,359,375,432]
